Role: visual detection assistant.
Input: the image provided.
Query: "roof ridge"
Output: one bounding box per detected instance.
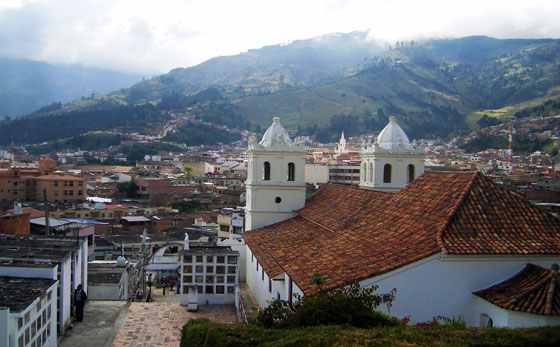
[437,171,479,252]
[544,267,557,315]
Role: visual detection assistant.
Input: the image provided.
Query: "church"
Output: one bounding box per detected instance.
[242,117,560,328]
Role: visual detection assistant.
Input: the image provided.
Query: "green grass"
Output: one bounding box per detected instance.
[181,320,560,347]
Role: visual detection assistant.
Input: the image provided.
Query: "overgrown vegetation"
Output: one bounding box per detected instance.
[254,279,396,329]
[181,320,560,347]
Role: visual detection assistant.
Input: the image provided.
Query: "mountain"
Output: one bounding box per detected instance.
[0,58,142,118]
[235,37,560,139]
[1,34,559,145]
[117,31,386,104]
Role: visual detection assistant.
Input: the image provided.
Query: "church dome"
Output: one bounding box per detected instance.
[377,117,414,151]
[259,117,294,148]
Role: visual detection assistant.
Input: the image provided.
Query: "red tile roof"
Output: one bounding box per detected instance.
[243,171,560,295]
[474,263,560,315]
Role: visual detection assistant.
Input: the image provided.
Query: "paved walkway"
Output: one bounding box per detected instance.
[111,286,237,346]
[60,301,129,347]
[59,287,237,347]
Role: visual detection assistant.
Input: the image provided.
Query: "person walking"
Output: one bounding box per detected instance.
[74,284,87,322]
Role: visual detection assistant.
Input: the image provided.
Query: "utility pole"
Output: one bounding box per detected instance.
[43,189,50,235]
[508,124,513,168]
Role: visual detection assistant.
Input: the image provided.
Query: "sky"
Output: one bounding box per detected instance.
[0,0,558,75]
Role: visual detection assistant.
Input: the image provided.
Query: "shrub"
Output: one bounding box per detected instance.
[254,277,397,329]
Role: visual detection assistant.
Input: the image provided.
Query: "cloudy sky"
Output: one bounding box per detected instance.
[0,0,558,75]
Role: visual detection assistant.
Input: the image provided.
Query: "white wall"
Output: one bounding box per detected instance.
[60,256,72,333]
[218,238,247,282]
[360,254,560,327]
[474,297,560,328]
[88,284,122,301]
[305,164,329,184]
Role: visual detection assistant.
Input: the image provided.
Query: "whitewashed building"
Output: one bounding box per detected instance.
[0,277,58,347]
[243,117,560,328]
[179,236,240,308]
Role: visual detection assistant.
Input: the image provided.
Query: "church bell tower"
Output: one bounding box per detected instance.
[245,117,306,231]
[360,117,425,192]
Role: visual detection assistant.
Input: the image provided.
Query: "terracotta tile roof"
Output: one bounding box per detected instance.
[474,263,560,315]
[244,171,560,295]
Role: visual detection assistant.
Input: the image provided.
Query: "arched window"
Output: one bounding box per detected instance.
[407,164,415,183]
[287,162,295,181]
[368,162,374,183]
[383,164,392,183]
[263,161,270,181]
[361,163,367,182]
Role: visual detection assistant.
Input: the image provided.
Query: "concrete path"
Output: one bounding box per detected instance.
[59,287,238,347]
[60,301,129,347]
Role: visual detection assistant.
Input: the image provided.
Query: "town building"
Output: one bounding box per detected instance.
[0,234,88,334]
[242,117,560,328]
[179,235,240,308]
[0,276,57,347]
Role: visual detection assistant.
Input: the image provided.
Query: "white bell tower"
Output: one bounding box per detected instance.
[245,117,306,231]
[360,117,425,192]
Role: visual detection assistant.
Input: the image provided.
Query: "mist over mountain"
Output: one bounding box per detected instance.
[0,58,142,118]
[1,32,559,145]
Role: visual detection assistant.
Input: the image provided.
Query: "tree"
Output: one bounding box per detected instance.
[182,164,196,181]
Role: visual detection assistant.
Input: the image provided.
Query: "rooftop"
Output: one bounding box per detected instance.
[244,171,560,295]
[0,277,56,313]
[474,263,560,316]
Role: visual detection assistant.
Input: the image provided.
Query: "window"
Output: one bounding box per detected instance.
[407,164,415,183]
[183,265,192,273]
[269,279,272,292]
[78,190,83,196]
[195,276,203,283]
[63,181,68,187]
[69,190,73,196]
[368,162,373,182]
[195,265,203,273]
[287,162,295,181]
[78,181,83,187]
[63,190,68,196]
[263,161,271,180]
[228,266,237,274]
[206,275,214,284]
[228,256,237,264]
[196,256,203,263]
[227,286,235,294]
[206,265,214,273]
[206,255,214,263]
[216,266,225,274]
[205,286,214,294]
[54,181,58,187]
[216,276,224,283]
[361,163,366,182]
[69,181,74,186]
[262,268,264,281]
[383,164,392,183]
[18,317,23,330]
[227,276,235,283]
[183,275,193,283]
[184,255,192,263]
[216,286,225,294]
[54,190,58,197]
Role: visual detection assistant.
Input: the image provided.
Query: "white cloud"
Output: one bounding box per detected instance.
[0,0,558,74]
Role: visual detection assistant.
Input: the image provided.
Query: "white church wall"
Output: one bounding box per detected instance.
[245,246,277,308]
[360,254,560,327]
[218,238,247,282]
[473,296,509,327]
